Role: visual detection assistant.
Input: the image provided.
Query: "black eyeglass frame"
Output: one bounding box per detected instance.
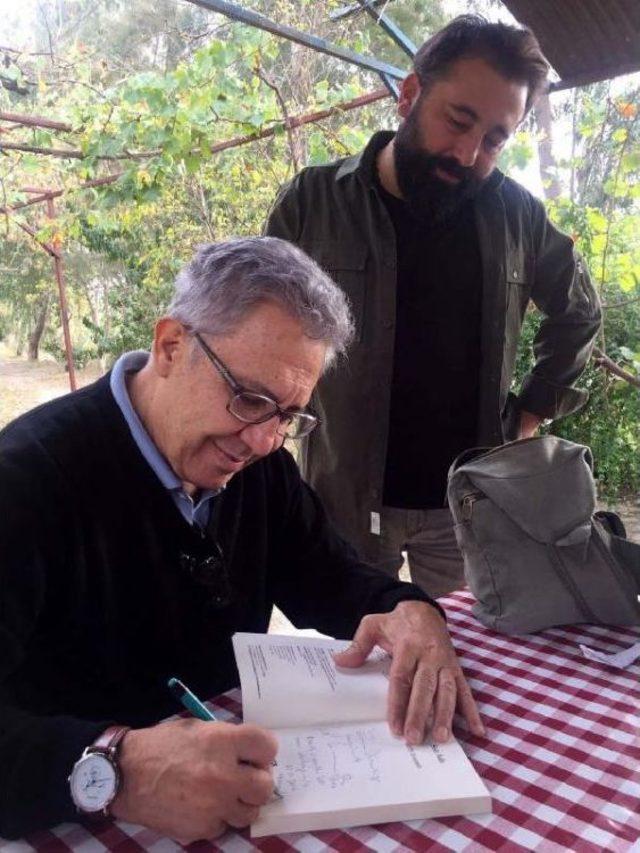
[193,332,320,440]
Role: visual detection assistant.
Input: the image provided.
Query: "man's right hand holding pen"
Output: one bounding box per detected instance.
[110,711,278,842]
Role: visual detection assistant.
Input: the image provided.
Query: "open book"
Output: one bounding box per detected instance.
[232,632,491,837]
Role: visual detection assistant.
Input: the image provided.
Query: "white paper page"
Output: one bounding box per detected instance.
[580,641,640,669]
[233,632,390,729]
[252,720,491,837]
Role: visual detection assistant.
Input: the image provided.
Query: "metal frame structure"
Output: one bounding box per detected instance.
[0,1,413,389]
[2,188,77,389]
[185,0,640,96]
[186,0,415,99]
[0,87,392,390]
[2,0,638,390]
[354,0,416,58]
[188,0,407,81]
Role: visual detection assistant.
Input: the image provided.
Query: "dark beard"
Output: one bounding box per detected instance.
[393,107,484,227]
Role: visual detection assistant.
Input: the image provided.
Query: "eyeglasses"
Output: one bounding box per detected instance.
[193,332,319,440]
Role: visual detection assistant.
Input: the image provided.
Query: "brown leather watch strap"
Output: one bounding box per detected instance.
[90,724,131,755]
[71,725,132,818]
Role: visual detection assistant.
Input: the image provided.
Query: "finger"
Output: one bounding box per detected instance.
[431,667,458,743]
[237,766,274,806]
[387,654,418,737]
[333,615,380,668]
[402,662,438,745]
[226,800,260,829]
[235,724,278,767]
[455,671,485,737]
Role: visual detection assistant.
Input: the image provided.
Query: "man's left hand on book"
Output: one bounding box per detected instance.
[332,601,485,746]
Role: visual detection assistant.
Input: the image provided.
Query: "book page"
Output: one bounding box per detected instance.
[232,632,390,729]
[252,720,491,837]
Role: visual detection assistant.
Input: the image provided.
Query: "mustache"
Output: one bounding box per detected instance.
[432,156,472,181]
[409,151,473,184]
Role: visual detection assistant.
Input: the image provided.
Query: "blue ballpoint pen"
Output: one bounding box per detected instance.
[167,677,283,799]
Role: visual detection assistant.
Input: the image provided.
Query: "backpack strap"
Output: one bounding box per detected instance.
[594,510,627,538]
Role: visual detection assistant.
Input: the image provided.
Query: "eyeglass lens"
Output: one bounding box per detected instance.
[229,392,316,438]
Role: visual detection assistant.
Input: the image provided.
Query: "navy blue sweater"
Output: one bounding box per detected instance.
[0,376,436,838]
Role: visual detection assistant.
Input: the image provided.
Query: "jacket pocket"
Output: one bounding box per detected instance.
[302,240,368,342]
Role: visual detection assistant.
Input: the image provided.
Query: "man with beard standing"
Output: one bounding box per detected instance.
[264,15,601,597]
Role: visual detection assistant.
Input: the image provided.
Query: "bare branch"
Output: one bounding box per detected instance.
[55,78,112,101]
[0,45,54,57]
[0,110,73,132]
[1,176,9,236]
[0,141,161,160]
[593,347,640,390]
[0,87,389,163]
[312,121,352,156]
[0,141,83,159]
[254,62,299,173]
[603,295,640,310]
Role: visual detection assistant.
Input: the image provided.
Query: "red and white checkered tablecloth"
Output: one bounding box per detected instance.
[9,591,640,852]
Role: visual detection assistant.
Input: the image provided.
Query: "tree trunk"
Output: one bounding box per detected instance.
[534,93,562,200]
[27,294,50,361]
[81,279,98,326]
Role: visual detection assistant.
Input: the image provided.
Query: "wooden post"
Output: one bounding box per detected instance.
[46,195,77,391]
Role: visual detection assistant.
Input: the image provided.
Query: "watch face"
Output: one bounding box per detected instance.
[70,753,117,812]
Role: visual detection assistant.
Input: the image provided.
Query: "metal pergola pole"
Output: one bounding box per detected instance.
[331,0,388,21]
[185,0,407,80]
[354,0,416,58]
[45,195,77,391]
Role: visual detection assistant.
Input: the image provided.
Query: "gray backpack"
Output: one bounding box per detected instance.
[447,436,640,634]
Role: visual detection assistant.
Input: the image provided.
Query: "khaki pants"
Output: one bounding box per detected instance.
[373,506,465,599]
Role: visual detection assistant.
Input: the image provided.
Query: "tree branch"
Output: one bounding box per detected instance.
[1,88,389,164]
[0,141,84,158]
[254,62,299,173]
[0,140,161,160]
[0,45,54,57]
[603,295,640,310]
[593,347,640,390]
[0,110,73,132]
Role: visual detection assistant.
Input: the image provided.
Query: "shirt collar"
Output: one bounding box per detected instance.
[109,351,220,503]
[335,130,394,185]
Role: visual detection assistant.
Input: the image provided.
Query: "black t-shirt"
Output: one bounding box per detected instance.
[378,178,483,509]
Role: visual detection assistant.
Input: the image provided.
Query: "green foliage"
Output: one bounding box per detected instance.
[514,307,640,499]
[1,0,638,501]
[510,84,639,499]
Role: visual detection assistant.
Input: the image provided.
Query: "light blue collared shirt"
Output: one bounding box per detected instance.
[110,351,219,529]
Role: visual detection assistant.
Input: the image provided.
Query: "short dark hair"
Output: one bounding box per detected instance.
[413,15,549,114]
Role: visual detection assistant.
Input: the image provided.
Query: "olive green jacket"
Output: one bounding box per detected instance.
[265,132,602,560]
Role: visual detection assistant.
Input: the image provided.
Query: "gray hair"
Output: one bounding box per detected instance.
[168,237,354,368]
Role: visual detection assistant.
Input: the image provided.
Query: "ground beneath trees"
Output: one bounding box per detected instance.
[0,346,103,429]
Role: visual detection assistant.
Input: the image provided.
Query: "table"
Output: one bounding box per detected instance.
[10,591,640,852]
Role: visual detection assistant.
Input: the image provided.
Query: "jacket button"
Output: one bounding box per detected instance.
[512,270,519,279]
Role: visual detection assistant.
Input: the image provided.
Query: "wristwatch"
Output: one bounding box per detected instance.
[68,725,131,815]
